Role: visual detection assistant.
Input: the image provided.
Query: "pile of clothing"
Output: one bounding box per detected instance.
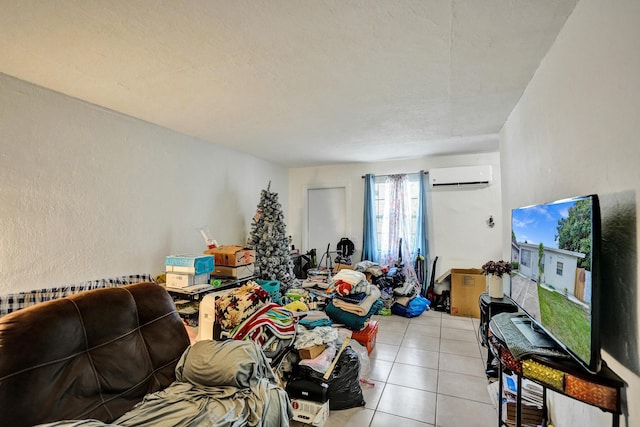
[354,260,430,318]
[324,269,383,331]
[215,282,296,362]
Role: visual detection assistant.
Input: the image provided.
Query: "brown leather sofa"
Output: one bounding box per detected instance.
[0,282,190,427]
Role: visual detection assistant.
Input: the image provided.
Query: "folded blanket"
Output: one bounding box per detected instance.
[335,292,367,304]
[231,303,296,344]
[325,299,383,331]
[332,285,381,316]
[332,269,366,286]
[215,282,271,331]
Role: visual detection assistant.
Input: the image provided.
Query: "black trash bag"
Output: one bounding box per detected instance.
[296,346,365,410]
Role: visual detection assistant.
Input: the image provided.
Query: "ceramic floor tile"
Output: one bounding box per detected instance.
[436,394,497,427]
[377,314,411,326]
[370,410,435,427]
[362,380,385,410]
[441,316,476,331]
[471,317,481,330]
[438,352,487,378]
[324,407,375,427]
[406,323,441,338]
[403,330,440,347]
[409,313,442,326]
[401,334,440,351]
[439,338,482,358]
[440,326,479,343]
[377,320,409,334]
[369,342,399,362]
[376,383,437,424]
[369,358,393,382]
[394,346,439,369]
[437,370,493,404]
[376,329,405,346]
[386,362,438,392]
[420,308,442,317]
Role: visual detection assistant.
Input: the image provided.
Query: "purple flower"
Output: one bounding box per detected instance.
[481,260,512,278]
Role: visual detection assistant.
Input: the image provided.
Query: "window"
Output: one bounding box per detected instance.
[521,249,531,267]
[374,173,420,258]
[556,261,564,276]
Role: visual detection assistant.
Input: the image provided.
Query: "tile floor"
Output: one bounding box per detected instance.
[297,309,498,427]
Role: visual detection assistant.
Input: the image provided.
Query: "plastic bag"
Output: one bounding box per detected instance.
[348,340,372,384]
[391,295,430,318]
[297,346,365,410]
[298,343,337,373]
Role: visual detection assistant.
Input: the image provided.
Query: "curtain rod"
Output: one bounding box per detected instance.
[361,171,428,178]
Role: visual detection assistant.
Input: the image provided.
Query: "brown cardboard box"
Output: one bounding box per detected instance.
[205,245,256,267]
[332,263,354,273]
[332,263,373,281]
[298,345,326,360]
[211,263,255,279]
[448,268,485,318]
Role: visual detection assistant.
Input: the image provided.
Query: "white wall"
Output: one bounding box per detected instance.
[288,152,502,279]
[501,0,640,424]
[0,74,287,294]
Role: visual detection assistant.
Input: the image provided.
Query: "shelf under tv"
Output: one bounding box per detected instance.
[488,312,624,427]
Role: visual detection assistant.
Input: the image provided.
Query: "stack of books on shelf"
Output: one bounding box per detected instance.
[488,374,544,427]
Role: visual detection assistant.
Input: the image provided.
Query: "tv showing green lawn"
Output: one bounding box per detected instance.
[510,195,602,373]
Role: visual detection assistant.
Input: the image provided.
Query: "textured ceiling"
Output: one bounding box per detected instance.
[0,0,578,167]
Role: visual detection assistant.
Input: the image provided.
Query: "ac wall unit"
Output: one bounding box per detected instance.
[429,165,492,188]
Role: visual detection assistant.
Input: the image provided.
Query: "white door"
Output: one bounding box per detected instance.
[307,187,346,265]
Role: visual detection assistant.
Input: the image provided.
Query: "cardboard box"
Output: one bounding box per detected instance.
[211,263,255,280]
[448,268,485,318]
[298,344,326,360]
[332,263,354,273]
[165,254,214,275]
[290,399,329,427]
[205,245,255,267]
[165,272,210,288]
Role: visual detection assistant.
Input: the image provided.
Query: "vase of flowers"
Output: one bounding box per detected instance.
[482,260,512,298]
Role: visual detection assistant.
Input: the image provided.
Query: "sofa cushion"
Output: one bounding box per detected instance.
[0,282,190,427]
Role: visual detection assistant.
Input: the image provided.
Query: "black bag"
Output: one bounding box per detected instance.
[296,346,365,410]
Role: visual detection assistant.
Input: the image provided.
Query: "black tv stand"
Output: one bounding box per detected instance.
[488,312,624,427]
[478,292,519,377]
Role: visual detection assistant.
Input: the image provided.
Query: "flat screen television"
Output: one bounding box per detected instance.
[510,194,601,373]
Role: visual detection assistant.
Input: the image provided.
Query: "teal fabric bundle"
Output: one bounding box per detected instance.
[325,298,383,330]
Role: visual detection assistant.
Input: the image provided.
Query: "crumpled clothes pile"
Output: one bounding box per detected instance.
[294,325,339,349]
[354,260,384,277]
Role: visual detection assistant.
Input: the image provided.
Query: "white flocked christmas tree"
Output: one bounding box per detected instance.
[247,182,294,292]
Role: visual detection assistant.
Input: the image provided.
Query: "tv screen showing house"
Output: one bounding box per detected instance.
[510,195,600,371]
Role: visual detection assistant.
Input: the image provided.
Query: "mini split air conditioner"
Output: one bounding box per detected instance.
[429,165,492,188]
